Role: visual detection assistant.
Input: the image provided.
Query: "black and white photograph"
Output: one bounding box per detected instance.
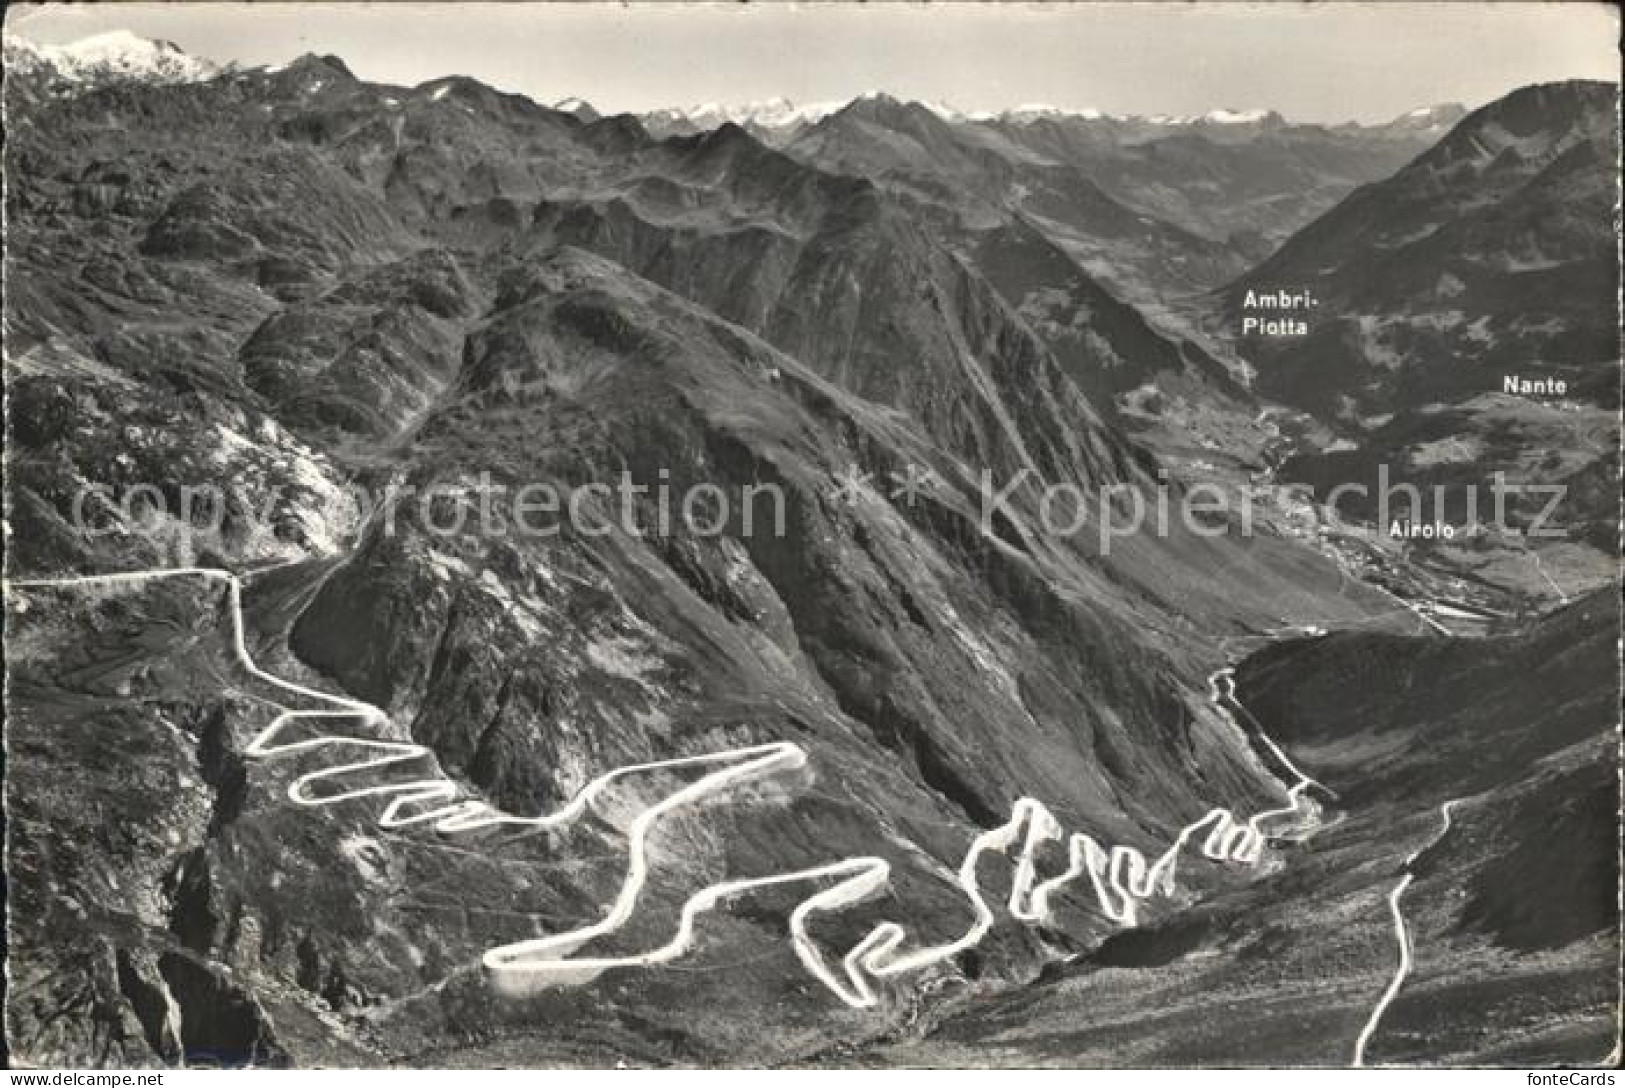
[2,1,1620,1072]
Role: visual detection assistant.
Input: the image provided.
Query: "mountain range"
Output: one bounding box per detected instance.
[641,93,1463,277]
[2,31,1618,1069]
[636,95,1465,141]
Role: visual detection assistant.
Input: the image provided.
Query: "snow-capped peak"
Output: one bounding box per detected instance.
[1200,107,1272,125]
[1380,103,1468,135]
[990,104,1107,123]
[4,29,219,86]
[637,94,1306,135]
[1147,107,1277,126]
[645,97,845,131]
[644,94,1113,133]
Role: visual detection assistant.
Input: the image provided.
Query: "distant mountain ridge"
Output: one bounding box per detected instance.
[636,94,1466,137]
[1,29,1459,265]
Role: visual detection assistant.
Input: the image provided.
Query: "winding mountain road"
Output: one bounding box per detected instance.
[8,566,1322,1010]
[1352,799,1460,1067]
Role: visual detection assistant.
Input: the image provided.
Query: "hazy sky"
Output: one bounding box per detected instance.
[6,2,1619,122]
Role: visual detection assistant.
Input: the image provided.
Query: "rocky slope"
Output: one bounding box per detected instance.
[3,34,1615,1069]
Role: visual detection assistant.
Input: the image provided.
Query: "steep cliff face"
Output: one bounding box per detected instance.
[287,247,1260,831]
